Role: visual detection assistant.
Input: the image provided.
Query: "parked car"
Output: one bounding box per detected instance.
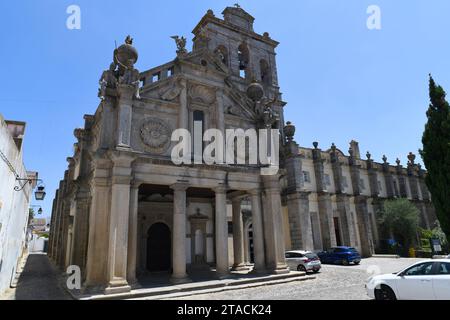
[285,250,321,273]
[317,246,361,265]
[366,259,450,300]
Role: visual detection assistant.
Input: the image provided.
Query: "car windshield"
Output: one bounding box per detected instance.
[347,248,358,253]
[305,253,318,259]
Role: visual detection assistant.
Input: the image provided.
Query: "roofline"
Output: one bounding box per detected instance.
[192,13,279,48]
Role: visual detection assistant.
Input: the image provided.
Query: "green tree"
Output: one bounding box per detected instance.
[420,75,450,241]
[28,208,35,222]
[379,199,420,256]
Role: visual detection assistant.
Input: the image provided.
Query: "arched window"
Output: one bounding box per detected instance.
[215,45,228,66]
[193,110,205,161]
[238,43,250,79]
[193,110,205,132]
[260,59,271,86]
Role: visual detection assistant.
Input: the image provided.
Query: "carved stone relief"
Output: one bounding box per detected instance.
[188,84,216,104]
[139,118,172,154]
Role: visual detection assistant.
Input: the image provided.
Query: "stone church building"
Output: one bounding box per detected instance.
[48,6,437,295]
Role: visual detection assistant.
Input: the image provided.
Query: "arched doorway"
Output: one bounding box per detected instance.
[147,223,171,272]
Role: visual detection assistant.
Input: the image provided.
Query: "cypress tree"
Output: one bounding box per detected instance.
[420,75,450,241]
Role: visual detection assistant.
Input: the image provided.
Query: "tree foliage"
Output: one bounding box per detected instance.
[420,75,450,241]
[379,199,420,248]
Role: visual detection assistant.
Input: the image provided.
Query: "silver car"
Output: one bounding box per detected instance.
[285,250,321,273]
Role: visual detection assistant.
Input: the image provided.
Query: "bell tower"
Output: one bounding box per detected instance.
[192,6,281,101]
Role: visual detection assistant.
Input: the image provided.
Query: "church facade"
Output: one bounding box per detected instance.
[48,6,437,295]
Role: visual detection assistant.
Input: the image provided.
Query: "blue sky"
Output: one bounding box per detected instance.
[1,0,450,219]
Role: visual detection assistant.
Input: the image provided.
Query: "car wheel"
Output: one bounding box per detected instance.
[312,269,320,273]
[354,261,360,265]
[375,285,397,301]
[342,259,349,266]
[297,265,307,272]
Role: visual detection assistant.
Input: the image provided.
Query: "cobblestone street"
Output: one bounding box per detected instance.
[169,258,427,300]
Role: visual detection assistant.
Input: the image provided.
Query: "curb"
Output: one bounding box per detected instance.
[371,254,400,259]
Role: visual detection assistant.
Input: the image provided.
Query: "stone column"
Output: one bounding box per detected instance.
[395,160,408,198]
[85,159,111,291]
[243,224,250,264]
[104,153,135,295]
[354,196,375,257]
[70,186,90,277]
[127,182,140,287]
[214,185,229,277]
[231,199,246,271]
[249,189,266,273]
[116,85,135,149]
[179,79,188,130]
[287,192,314,251]
[262,175,289,274]
[318,194,337,250]
[215,90,225,134]
[170,183,190,283]
[335,194,357,247]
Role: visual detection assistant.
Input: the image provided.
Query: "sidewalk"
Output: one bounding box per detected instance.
[1,252,71,300]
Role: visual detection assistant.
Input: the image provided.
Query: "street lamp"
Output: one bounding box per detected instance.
[34,186,46,201]
[30,205,43,215]
[14,177,46,201]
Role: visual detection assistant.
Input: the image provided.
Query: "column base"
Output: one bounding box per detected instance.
[104,279,131,295]
[231,263,250,271]
[116,144,131,151]
[266,263,290,275]
[128,279,142,290]
[215,272,232,280]
[250,267,268,275]
[170,275,192,285]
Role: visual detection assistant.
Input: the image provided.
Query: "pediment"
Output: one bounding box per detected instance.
[139,77,184,102]
[181,49,230,75]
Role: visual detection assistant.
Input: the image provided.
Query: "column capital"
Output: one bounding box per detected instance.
[130,179,142,189]
[249,189,262,196]
[231,197,242,205]
[214,184,227,194]
[170,182,189,192]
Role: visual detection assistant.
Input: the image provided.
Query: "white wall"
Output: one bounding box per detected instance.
[0,114,32,296]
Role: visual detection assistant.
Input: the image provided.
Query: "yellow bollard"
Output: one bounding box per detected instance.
[409,247,416,258]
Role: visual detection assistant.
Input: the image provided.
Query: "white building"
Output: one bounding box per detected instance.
[0,114,36,296]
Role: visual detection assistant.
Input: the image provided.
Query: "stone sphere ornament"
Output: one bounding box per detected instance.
[114,35,139,69]
[246,80,264,102]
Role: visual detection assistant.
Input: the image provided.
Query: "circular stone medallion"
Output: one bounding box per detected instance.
[140,118,171,154]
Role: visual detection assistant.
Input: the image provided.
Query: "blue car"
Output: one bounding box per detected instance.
[317,246,362,265]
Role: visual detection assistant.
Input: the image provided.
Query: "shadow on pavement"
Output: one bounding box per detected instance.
[13,253,71,300]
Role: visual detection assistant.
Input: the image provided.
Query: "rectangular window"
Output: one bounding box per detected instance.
[303,171,311,183]
[341,176,348,188]
[228,221,233,235]
[359,178,365,190]
[167,67,174,77]
[152,72,161,82]
[378,180,382,191]
[324,174,331,186]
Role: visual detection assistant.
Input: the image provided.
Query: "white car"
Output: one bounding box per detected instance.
[366,259,450,300]
[285,250,321,273]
